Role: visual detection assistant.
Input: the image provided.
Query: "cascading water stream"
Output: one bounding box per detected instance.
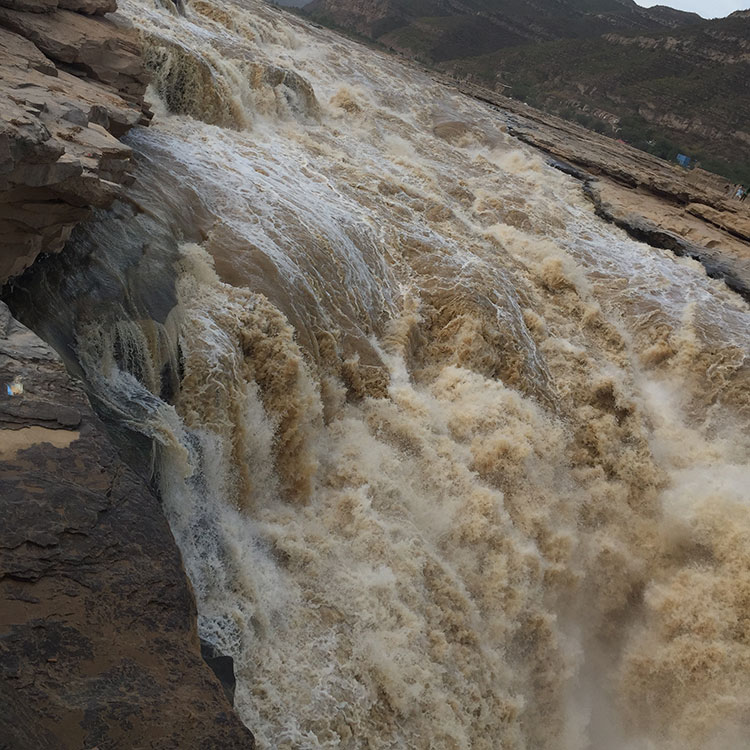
[7,0,750,747]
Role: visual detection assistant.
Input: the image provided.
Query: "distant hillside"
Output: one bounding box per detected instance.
[303,0,701,62]
[440,10,750,184]
[302,1,749,185]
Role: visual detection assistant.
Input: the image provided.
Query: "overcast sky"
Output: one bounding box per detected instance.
[637,0,748,18]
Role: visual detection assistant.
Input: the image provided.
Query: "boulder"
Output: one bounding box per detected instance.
[201,638,238,706]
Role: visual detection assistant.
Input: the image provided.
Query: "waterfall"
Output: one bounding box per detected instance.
[8,0,750,747]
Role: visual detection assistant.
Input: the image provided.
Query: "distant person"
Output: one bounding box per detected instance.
[742,187,749,202]
[735,186,744,201]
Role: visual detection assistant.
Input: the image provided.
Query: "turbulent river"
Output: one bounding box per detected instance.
[10,0,750,747]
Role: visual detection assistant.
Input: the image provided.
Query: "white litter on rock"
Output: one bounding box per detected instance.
[6,380,23,396]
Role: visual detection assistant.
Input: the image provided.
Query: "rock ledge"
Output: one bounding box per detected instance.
[0,0,150,283]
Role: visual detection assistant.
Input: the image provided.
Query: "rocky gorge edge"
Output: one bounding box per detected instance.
[0,302,255,748]
[0,0,150,282]
[1,1,748,746]
[444,78,750,302]
[0,0,255,747]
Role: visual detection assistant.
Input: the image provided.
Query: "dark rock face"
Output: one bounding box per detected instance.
[0,301,255,749]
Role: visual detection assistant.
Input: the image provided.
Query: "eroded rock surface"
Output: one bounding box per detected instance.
[584,179,750,301]
[447,79,750,299]
[0,0,150,283]
[0,301,255,749]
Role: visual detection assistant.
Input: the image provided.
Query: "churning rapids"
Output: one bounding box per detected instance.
[8,0,750,747]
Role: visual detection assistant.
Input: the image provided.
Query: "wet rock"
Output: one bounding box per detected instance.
[545,156,586,181]
[584,181,750,302]
[253,63,320,118]
[143,36,238,127]
[0,301,255,749]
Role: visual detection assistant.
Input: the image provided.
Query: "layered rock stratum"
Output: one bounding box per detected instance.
[0,0,150,282]
[436,77,750,301]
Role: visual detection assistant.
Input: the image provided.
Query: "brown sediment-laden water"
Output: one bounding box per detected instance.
[8,0,750,747]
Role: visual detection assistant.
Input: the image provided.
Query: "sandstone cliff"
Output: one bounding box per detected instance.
[0,0,150,282]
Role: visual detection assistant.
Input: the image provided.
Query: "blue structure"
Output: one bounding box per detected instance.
[676,153,691,168]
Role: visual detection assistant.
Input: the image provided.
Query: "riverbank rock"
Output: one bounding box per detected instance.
[445,78,750,301]
[0,0,150,283]
[0,301,255,749]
